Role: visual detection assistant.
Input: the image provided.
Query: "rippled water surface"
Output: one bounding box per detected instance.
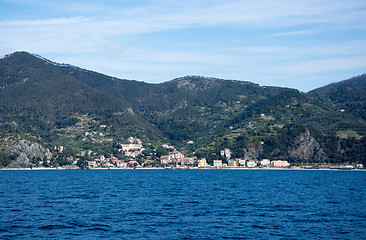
[0,169,365,239]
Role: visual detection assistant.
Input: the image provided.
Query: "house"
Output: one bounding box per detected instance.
[228,159,237,167]
[271,160,290,168]
[160,155,172,164]
[127,160,139,168]
[162,144,174,149]
[247,160,257,168]
[171,151,184,160]
[111,159,126,168]
[213,160,223,167]
[220,150,225,157]
[237,159,246,166]
[120,143,143,151]
[88,161,96,169]
[180,157,197,165]
[224,149,231,159]
[54,146,64,153]
[81,150,93,157]
[261,159,270,166]
[198,158,208,168]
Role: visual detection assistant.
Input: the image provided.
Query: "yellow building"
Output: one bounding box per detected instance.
[198,158,208,168]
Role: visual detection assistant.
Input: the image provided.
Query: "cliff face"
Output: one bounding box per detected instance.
[243,142,263,160]
[1,138,52,168]
[289,131,327,162]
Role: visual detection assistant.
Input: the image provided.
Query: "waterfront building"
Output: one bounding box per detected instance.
[213,160,223,167]
[271,160,290,168]
[87,161,96,169]
[160,155,172,164]
[247,160,257,168]
[237,159,246,166]
[228,159,237,167]
[198,158,208,168]
[181,156,197,165]
[261,159,270,166]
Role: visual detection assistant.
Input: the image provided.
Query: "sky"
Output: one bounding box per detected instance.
[1,0,366,92]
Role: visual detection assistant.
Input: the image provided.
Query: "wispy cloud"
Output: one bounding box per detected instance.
[0,17,91,27]
[269,56,366,75]
[1,0,366,90]
[268,30,318,37]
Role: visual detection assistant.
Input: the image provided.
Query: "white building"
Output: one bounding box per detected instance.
[213,160,223,167]
[237,159,246,166]
[224,148,231,159]
[247,160,257,168]
[261,159,270,166]
[120,143,143,151]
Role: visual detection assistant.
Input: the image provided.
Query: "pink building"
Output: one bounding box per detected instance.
[271,160,290,168]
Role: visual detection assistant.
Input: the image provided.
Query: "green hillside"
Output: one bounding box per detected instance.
[1,52,365,167]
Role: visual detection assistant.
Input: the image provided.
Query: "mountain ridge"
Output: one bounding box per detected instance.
[1,51,365,167]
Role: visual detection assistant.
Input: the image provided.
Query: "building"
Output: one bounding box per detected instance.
[54,146,64,153]
[160,155,172,165]
[237,159,246,166]
[228,159,237,167]
[198,158,208,168]
[120,143,143,151]
[271,160,290,168]
[180,157,197,166]
[224,148,231,159]
[87,161,96,169]
[81,150,93,157]
[171,151,185,160]
[247,160,257,168]
[213,160,223,167]
[162,144,174,149]
[261,159,270,166]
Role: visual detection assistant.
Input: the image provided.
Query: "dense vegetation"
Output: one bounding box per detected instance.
[1,52,365,167]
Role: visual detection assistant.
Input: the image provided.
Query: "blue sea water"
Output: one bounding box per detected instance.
[0,169,365,239]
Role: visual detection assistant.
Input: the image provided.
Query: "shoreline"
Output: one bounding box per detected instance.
[1,167,365,171]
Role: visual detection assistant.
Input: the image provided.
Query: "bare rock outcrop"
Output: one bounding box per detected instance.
[1,138,52,168]
[289,130,327,162]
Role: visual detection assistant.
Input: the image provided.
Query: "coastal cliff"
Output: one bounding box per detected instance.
[0,138,52,168]
[289,130,327,162]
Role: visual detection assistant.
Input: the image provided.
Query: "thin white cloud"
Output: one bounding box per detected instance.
[269,56,366,75]
[1,0,366,91]
[0,17,91,27]
[2,0,365,34]
[268,30,318,37]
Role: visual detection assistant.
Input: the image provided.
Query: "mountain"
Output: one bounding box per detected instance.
[308,74,366,120]
[0,52,365,167]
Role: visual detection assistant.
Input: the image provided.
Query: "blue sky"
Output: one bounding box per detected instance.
[1,0,366,91]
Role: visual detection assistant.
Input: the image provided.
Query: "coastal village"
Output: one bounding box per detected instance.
[53,136,363,170]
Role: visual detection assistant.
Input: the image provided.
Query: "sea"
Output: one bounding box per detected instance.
[0,169,365,239]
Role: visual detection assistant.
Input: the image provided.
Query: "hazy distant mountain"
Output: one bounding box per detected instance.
[1,52,365,166]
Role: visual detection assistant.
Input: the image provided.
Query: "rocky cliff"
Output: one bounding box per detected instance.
[0,138,52,168]
[289,131,327,162]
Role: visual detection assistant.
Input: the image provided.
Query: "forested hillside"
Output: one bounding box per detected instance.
[1,52,365,167]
